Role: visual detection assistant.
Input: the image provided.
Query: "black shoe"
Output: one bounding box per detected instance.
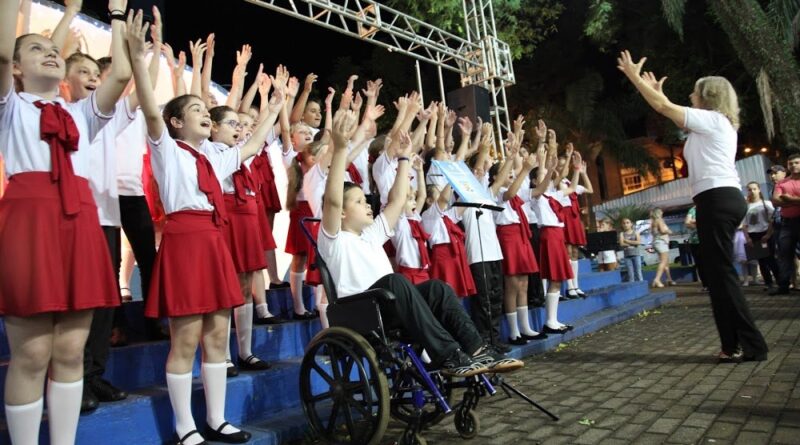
[575,289,587,299]
[440,349,488,377]
[254,315,288,325]
[205,422,251,444]
[177,430,208,445]
[768,287,790,296]
[508,336,527,345]
[80,384,99,413]
[269,281,290,290]
[292,311,317,320]
[542,325,569,335]
[717,350,743,364]
[238,354,271,371]
[226,360,239,378]
[90,378,127,402]
[521,332,548,341]
[492,341,512,354]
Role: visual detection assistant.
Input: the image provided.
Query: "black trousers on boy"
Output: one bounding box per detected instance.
[468,260,504,344]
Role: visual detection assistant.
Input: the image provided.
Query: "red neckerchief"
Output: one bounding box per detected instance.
[346,163,363,185]
[545,195,565,223]
[175,140,228,226]
[508,195,532,239]
[407,218,431,268]
[34,101,80,215]
[232,162,258,204]
[568,192,580,218]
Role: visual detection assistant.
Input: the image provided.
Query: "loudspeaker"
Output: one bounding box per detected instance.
[446,85,490,124]
[585,231,619,254]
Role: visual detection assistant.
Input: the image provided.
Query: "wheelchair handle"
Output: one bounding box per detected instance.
[300,217,321,250]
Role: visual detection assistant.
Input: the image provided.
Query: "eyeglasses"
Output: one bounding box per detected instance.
[222,120,243,129]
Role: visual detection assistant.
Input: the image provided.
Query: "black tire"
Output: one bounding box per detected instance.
[390,370,452,428]
[300,327,390,445]
[399,430,428,445]
[454,409,480,439]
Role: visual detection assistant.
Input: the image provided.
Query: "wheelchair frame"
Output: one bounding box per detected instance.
[298,218,496,445]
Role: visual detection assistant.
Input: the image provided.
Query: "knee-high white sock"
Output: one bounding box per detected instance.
[541,279,548,294]
[317,303,329,329]
[255,303,274,319]
[47,379,82,445]
[545,292,561,329]
[166,372,202,445]
[234,303,253,359]
[571,260,580,289]
[315,285,326,307]
[516,306,539,336]
[505,312,521,339]
[289,271,307,315]
[202,362,240,435]
[5,398,43,445]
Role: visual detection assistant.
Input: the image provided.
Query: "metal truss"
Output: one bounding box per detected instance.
[243,0,514,150]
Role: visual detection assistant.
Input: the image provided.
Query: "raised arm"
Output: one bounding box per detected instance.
[347,104,385,163]
[412,156,426,212]
[337,74,358,112]
[322,110,359,235]
[95,0,133,115]
[561,152,583,195]
[381,130,413,230]
[127,5,161,113]
[239,87,284,160]
[188,38,206,98]
[127,9,162,140]
[0,0,20,99]
[200,33,214,106]
[490,133,518,197]
[16,0,30,36]
[617,50,685,128]
[290,72,316,124]
[453,116,473,161]
[578,160,594,194]
[225,44,251,109]
[50,0,81,56]
[239,63,262,113]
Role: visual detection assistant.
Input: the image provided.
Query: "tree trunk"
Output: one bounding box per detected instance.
[709,0,800,150]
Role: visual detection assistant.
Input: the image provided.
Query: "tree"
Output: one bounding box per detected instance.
[586,0,800,150]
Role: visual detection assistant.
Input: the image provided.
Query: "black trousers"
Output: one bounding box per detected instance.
[695,187,768,357]
[776,217,800,290]
[468,260,504,344]
[527,224,545,306]
[119,195,156,300]
[84,226,120,380]
[689,243,706,287]
[747,231,779,286]
[369,274,483,364]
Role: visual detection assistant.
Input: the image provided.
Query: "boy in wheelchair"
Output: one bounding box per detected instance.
[318,110,523,377]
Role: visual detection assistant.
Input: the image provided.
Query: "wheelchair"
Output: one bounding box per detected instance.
[298,218,496,445]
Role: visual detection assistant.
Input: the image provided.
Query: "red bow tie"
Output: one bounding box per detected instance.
[176,140,228,226]
[34,101,81,215]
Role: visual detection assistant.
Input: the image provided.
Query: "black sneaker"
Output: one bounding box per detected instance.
[90,378,128,402]
[440,349,488,377]
[472,346,524,373]
[768,287,790,296]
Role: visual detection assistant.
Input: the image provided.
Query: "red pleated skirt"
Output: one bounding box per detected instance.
[305,220,321,286]
[255,198,277,251]
[285,201,313,255]
[254,154,282,213]
[397,266,431,285]
[0,172,119,316]
[496,224,539,275]
[145,210,243,318]
[223,195,268,273]
[539,226,573,281]
[430,243,477,298]
[563,210,587,246]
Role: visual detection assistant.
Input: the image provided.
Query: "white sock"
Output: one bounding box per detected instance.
[317,303,329,329]
[5,398,43,445]
[541,279,548,294]
[571,260,580,290]
[234,303,253,360]
[225,314,232,361]
[315,285,326,307]
[420,349,432,364]
[505,312,521,339]
[202,362,240,435]
[289,271,307,315]
[255,303,273,319]
[545,292,561,329]
[516,306,539,336]
[47,379,82,445]
[166,372,201,444]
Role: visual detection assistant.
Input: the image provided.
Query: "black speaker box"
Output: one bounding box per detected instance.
[446,85,490,124]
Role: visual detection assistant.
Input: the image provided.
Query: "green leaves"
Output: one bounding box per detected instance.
[661,0,687,40]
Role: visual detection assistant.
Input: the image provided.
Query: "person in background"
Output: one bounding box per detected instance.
[771,153,800,296]
[596,218,618,272]
[685,206,706,290]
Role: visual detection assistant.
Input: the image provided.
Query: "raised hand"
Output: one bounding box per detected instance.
[547,129,558,152]
[445,109,457,128]
[189,38,207,71]
[205,33,215,59]
[513,115,526,134]
[161,43,176,68]
[411,154,424,172]
[324,87,336,110]
[417,102,434,121]
[351,92,363,112]
[572,150,583,169]
[457,116,473,136]
[150,5,162,43]
[396,130,414,157]
[364,104,385,122]
[257,72,271,97]
[267,87,286,114]
[236,44,252,67]
[641,71,666,93]
[303,73,318,92]
[565,142,574,159]
[616,50,646,82]
[534,119,547,143]
[125,9,148,60]
[287,76,300,97]
[332,110,358,151]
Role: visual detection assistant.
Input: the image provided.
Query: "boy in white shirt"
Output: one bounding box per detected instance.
[319,109,523,376]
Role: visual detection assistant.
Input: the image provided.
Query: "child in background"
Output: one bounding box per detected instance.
[619,218,643,282]
[597,218,619,272]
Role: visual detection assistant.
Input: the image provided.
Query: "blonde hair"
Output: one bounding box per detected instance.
[286,140,327,210]
[695,76,740,129]
[650,208,663,220]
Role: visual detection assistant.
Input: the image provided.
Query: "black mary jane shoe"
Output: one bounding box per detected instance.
[292,311,317,321]
[205,422,252,444]
[177,429,208,445]
[238,354,272,371]
[521,332,548,341]
[508,336,528,346]
[254,315,288,325]
[542,325,569,335]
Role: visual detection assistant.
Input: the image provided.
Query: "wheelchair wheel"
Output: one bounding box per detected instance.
[300,327,390,445]
[390,371,452,428]
[454,408,479,439]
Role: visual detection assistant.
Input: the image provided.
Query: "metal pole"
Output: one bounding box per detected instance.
[438,65,446,106]
[415,60,424,104]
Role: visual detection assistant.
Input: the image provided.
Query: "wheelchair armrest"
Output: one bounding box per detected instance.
[334,288,396,305]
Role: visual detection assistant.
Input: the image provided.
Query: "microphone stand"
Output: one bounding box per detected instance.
[453,202,559,421]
